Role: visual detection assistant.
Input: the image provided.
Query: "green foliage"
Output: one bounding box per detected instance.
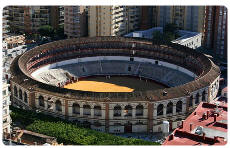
[163,23,179,35]
[38,25,55,37]
[56,25,65,37]
[26,120,158,145]
[152,31,164,44]
[10,106,160,145]
[152,23,180,44]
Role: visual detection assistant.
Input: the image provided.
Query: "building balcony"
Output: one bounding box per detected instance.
[2,24,9,29]
[3,14,9,18]
[2,30,10,34]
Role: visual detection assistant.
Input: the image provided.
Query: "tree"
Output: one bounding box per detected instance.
[152,31,164,44]
[38,25,55,38]
[55,24,67,40]
[164,32,176,43]
[163,23,179,35]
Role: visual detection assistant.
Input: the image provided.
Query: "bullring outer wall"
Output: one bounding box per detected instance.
[10,37,220,133]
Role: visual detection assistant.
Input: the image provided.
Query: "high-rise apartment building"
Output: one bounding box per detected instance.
[157,6,205,33]
[59,6,65,26]
[203,6,227,59]
[64,6,87,38]
[88,6,140,37]
[2,82,11,135]
[140,6,154,30]
[2,8,10,39]
[7,6,61,34]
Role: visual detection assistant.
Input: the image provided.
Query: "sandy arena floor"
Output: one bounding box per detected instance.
[64,76,166,92]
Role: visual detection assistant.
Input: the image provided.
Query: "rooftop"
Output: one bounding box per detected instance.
[163,102,227,145]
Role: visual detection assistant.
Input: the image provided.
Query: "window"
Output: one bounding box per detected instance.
[202,91,206,101]
[39,96,45,107]
[3,100,7,106]
[94,106,101,116]
[2,90,6,96]
[83,105,91,115]
[189,96,193,107]
[128,66,131,72]
[19,89,23,100]
[195,93,199,104]
[136,105,143,116]
[166,102,173,114]
[72,103,80,114]
[24,92,28,103]
[155,61,158,65]
[176,101,182,113]
[114,105,121,116]
[14,86,18,97]
[55,100,62,112]
[157,104,163,116]
[3,109,7,115]
[3,118,7,124]
[124,105,132,116]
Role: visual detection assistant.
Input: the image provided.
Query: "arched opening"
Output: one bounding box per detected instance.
[202,90,206,101]
[55,100,62,112]
[114,105,121,117]
[14,86,18,97]
[157,104,164,116]
[176,101,183,113]
[189,96,193,107]
[195,93,199,104]
[124,105,132,116]
[94,106,101,116]
[24,92,28,103]
[38,96,45,107]
[19,89,22,100]
[166,102,173,114]
[136,105,143,116]
[72,103,80,114]
[83,105,91,115]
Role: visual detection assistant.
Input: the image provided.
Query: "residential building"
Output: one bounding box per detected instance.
[88,6,140,37]
[58,6,64,26]
[157,6,205,33]
[64,6,87,38]
[3,35,25,50]
[3,82,11,134]
[7,6,62,34]
[3,7,10,39]
[163,102,227,145]
[203,6,227,60]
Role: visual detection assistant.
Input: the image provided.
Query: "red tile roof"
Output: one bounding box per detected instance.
[163,102,227,145]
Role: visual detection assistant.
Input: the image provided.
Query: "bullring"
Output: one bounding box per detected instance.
[10,36,220,133]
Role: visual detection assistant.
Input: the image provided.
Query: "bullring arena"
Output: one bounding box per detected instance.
[10,37,220,133]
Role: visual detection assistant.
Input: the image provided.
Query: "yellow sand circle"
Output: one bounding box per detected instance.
[63,76,166,92]
[64,81,134,92]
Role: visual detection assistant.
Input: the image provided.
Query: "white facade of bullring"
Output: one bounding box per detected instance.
[11,81,215,133]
